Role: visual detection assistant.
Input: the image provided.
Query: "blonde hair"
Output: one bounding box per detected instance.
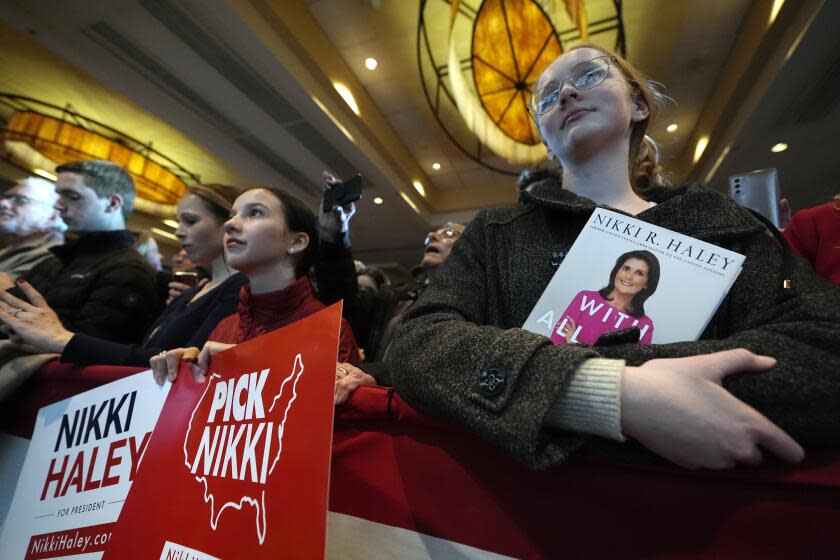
[541,44,671,195]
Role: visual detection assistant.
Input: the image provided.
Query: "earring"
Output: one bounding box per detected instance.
[288,248,296,254]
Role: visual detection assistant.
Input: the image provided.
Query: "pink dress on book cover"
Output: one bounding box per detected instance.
[550,290,654,345]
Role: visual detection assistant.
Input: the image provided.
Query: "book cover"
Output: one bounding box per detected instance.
[523,208,745,345]
[103,304,342,560]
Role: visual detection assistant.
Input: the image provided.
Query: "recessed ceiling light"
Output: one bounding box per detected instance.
[412,180,426,197]
[693,136,709,163]
[33,168,56,181]
[432,162,441,170]
[666,123,678,133]
[364,57,378,70]
[771,142,788,153]
[333,82,360,116]
[373,196,383,205]
[163,219,180,229]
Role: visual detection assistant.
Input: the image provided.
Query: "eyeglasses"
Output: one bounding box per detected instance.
[424,228,462,246]
[529,56,616,116]
[0,193,51,207]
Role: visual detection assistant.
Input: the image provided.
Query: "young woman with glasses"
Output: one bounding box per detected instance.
[389,45,840,470]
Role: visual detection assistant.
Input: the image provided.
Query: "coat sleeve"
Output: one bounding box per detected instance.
[595,231,840,446]
[62,277,242,367]
[62,264,158,344]
[315,239,358,310]
[389,212,603,469]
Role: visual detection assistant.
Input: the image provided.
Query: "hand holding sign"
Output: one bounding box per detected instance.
[105,304,343,559]
[151,342,236,385]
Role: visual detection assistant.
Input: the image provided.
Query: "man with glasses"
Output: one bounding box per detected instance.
[0,177,65,280]
[421,223,465,276]
[319,217,466,388]
[0,160,158,345]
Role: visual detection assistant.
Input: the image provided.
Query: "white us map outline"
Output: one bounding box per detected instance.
[182,353,304,545]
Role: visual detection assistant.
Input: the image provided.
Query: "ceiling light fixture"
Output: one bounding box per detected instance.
[432,162,441,170]
[693,136,709,164]
[312,96,355,142]
[412,180,426,197]
[151,227,179,241]
[3,99,196,204]
[163,219,180,229]
[666,124,678,133]
[400,192,419,213]
[704,145,731,184]
[771,142,788,153]
[364,57,378,70]
[373,196,383,205]
[33,168,56,181]
[333,82,360,116]
[769,0,785,25]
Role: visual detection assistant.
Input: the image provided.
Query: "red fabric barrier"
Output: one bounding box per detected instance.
[332,386,840,559]
[4,365,839,558]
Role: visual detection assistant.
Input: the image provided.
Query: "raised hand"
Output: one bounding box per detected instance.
[318,171,356,244]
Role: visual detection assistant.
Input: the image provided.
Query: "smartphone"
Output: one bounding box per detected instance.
[729,168,781,228]
[173,270,200,287]
[323,174,363,212]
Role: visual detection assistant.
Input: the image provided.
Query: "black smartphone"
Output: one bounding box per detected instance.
[173,270,200,287]
[323,174,363,212]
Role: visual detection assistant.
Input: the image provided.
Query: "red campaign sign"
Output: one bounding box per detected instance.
[103,304,342,559]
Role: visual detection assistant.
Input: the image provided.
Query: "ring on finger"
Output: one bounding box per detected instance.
[337,366,349,378]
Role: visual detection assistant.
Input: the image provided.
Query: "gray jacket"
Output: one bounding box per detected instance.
[0,232,62,281]
[389,175,840,469]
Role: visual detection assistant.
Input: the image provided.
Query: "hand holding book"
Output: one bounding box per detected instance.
[524,209,745,345]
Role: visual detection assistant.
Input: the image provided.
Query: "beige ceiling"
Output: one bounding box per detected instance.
[0,23,252,190]
[305,0,751,192]
[0,0,836,266]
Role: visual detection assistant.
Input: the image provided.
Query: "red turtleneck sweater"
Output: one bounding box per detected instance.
[208,276,361,364]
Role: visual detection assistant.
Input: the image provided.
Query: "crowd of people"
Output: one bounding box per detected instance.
[0,44,838,472]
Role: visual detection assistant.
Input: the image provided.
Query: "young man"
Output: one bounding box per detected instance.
[0,177,65,280]
[9,160,158,343]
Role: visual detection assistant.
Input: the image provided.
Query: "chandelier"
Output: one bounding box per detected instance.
[0,94,199,205]
[419,0,626,174]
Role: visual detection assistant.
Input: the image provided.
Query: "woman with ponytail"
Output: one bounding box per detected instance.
[390,44,840,470]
